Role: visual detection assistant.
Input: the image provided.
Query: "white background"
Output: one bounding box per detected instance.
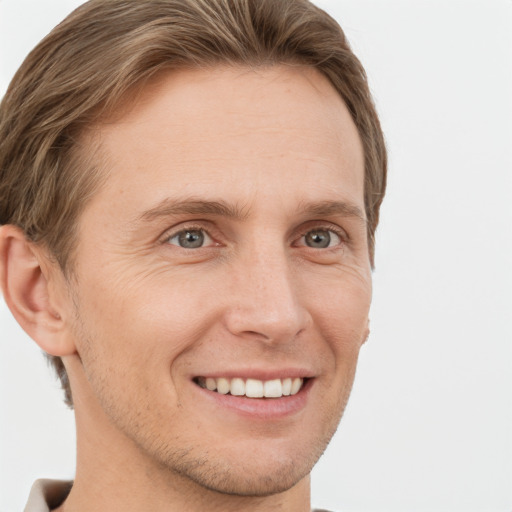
[1,1,511,511]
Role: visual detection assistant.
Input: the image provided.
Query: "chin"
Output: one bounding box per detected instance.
[170,454,315,497]
[151,426,335,498]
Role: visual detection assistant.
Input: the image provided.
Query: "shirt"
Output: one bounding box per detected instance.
[24,480,72,512]
[24,479,334,511]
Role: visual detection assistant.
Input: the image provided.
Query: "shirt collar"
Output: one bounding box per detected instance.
[24,479,72,512]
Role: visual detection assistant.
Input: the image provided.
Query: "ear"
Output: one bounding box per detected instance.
[362,319,370,346]
[0,225,76,356]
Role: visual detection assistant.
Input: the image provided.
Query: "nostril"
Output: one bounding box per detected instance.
[244,330,271,340]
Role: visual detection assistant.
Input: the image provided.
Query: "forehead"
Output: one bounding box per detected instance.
[86,65,365,221]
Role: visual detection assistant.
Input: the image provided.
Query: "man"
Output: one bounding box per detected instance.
[0,0,386,510]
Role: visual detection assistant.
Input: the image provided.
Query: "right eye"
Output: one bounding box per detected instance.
[167,228,213,249]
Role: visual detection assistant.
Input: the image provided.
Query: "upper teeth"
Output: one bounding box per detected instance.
[197,377,304,398]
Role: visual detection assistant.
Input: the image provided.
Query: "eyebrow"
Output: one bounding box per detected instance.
[298,200,367,224]
[138,197,366,224]
[139,197,249,222]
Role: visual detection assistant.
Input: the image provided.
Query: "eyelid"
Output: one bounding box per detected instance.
[293,222,348,248]
[160,222,218,247]
[158,219,348,248]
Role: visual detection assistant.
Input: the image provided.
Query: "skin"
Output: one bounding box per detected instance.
[0,65,371,512]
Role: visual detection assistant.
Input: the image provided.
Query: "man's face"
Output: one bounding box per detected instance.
[63,65,371,495]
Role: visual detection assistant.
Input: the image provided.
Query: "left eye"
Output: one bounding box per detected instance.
[301,229,341,249]
[168,229,213,249]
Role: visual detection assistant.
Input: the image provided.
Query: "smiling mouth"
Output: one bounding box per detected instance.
[194,377,306,398]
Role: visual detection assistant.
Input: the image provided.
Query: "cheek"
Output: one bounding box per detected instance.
[311,272,371,333]
[74,268,221,373]
[308,272,371,373]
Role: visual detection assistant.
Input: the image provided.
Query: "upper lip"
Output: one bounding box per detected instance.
[191,368,315,380]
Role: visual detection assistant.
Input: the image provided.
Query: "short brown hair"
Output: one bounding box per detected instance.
[0,0,387,407]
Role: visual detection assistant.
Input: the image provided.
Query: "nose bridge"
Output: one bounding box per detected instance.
[225,241,308,343]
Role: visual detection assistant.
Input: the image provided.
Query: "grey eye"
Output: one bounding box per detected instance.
[169,229,210,249]
[304,229,340,248]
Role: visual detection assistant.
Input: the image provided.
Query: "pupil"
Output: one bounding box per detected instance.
[179,230,204,248]
[306,230,330,248]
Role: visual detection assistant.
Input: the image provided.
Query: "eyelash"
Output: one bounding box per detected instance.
[163,224,217,249]
[161,223,347,250]
[295,225,347,249]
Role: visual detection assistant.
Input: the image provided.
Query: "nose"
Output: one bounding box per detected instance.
[223,246,310,345]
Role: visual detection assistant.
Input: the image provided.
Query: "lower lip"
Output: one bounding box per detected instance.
[192,379,313,420]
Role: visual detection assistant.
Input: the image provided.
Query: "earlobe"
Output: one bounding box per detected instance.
[0,225,76,356]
